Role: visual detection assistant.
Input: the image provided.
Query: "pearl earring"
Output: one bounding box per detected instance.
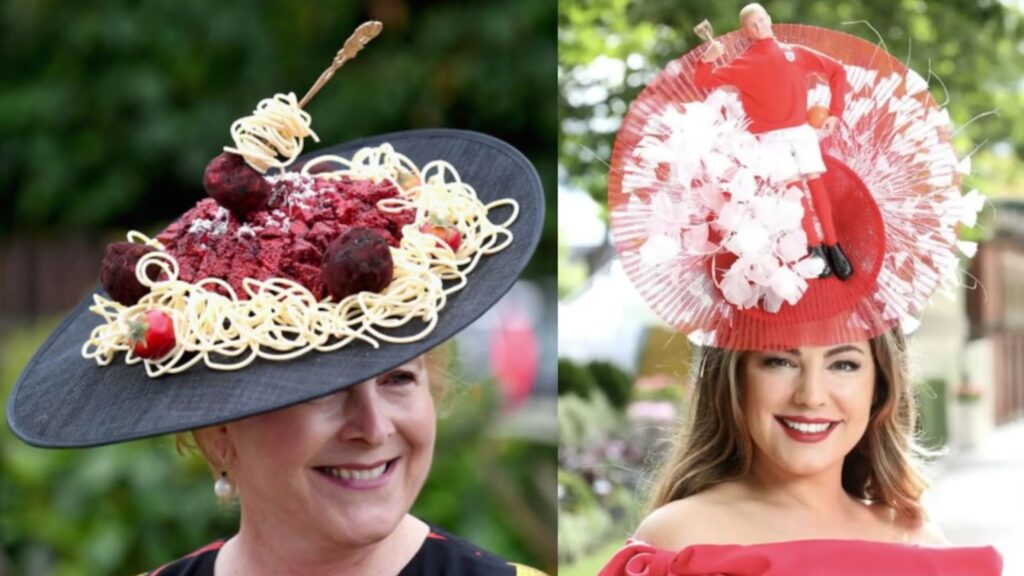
[214,471,236,500]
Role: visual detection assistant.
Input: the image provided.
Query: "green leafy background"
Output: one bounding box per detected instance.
[559,0,1023,237]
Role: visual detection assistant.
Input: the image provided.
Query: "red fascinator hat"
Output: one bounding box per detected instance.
[608,25,982,351]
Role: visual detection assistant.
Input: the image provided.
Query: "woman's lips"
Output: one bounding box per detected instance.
[775,416,840,443]
[314,457,399,490]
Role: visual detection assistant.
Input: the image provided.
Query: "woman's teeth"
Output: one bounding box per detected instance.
[782,419,832,434]
[323,463,388,481]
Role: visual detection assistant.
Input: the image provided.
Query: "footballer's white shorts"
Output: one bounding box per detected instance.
[757,123,827,183]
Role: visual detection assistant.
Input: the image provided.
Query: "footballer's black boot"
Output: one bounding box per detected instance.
[826,243,854,280]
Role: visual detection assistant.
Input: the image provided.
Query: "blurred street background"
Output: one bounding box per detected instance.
[0,2,557,575]
[558,0,1024,574]
[928,419,1024,575]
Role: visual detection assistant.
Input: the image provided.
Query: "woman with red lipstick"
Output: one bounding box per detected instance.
[598,334,1001,574]
[599,3,1002,574]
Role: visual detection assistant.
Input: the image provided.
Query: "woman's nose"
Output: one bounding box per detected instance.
[339,383,395,445]
[793,366,828,407]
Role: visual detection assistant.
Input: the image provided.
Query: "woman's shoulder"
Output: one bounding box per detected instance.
[635,491,948,550]
[633,484,749,550]
[867,502,947,546]
[906,519,947,546]
[632,497,707,550]
[403,526,547,576]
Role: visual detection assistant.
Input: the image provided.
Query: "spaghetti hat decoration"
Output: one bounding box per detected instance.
[8,22,544,448]
[608,15,984,352]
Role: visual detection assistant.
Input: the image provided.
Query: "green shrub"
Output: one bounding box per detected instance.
[558,357,596,399]
[557,469,612,565]
[557,391,621,448]
[587,360,633,409]
[1,319,237,576]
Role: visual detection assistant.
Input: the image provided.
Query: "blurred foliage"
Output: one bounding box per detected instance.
[560,540,625,576]
[0,322,237,576]
[557,468,612,565]
[557,391,621,449]
[413,378,557,573]
[632,383,685,404]
[556,389,648,573]
[559,0,1024,212]
[558,357,634,408]
[588,360,633,409]
[0,0,556,278]
[558,357,597,398]
[0,320,556,575]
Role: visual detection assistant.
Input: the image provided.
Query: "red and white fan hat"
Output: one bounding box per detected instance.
[608,25,983,351]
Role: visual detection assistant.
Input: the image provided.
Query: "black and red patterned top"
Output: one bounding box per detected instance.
[142,526,546,575]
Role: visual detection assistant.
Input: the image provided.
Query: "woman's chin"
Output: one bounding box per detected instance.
[303,500,407,545]
[321,509,406,547]
[782,461,835,477]
[762,445,844,477]
[773,452,845,477]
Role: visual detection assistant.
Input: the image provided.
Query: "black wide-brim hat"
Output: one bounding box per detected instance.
[7,129,543,448]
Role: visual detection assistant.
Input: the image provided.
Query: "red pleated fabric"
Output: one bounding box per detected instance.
[599,539,1003,576]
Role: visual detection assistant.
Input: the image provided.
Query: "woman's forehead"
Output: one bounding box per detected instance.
[407,355,427,369]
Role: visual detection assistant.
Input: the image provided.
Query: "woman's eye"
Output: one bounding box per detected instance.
[380,370,417,386]
[762,356,796,368]
[307,390,344,405]
[831,360,861,372]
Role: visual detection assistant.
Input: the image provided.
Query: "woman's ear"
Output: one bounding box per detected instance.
[194,424,237,471]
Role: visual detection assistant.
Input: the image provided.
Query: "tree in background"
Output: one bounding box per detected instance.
[559,357,598,399]
[1,0,556,278]
[588,360,632,409]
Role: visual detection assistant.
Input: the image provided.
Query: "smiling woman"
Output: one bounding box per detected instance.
[597,0,1003,572]
[640,331,931,544]
[143,348,528,575]
[598,333,1003,575]
[180,355,440,573]
[6,20,548,575]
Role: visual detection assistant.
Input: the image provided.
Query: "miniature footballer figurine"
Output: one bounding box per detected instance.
[695,3,853,280]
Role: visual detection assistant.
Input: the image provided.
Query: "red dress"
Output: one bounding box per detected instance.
[599,539,1003,576]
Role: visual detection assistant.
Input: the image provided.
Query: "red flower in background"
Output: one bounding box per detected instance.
[489,307,539,409]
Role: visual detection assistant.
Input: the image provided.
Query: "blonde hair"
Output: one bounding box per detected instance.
[177,343,453,484]
[739,3,769,25]
[645,330,931,520]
